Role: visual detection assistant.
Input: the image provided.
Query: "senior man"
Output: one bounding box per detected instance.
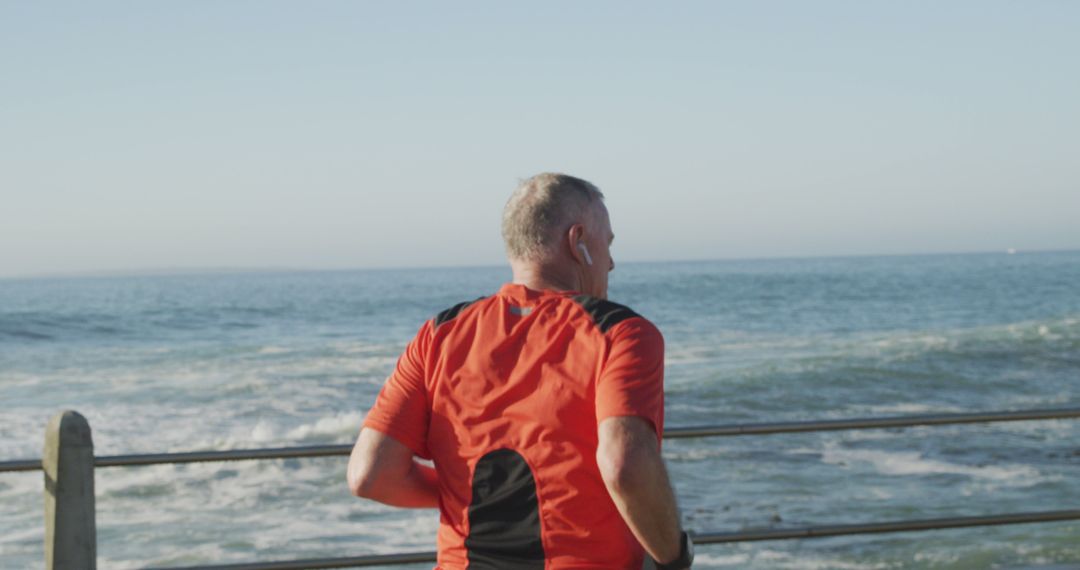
[347,173,692,569]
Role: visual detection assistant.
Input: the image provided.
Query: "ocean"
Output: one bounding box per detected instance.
[1,251,1078,569]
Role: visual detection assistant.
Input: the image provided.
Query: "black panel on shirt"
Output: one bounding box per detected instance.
[465,449,545,569]
[433,297,486,328]
[572,295,642,334]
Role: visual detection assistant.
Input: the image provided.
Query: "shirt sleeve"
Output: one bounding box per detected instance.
[362,321,433,459]
[594,317,665,440]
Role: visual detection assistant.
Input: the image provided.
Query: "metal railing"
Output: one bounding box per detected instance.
[143,509,1080,570]
[5,406,1079,473]
[5,406,1079,569]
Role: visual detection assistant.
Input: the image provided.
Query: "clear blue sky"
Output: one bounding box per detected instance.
[2,1,1078,278]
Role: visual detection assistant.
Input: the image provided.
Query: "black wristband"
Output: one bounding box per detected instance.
[654,531,694,570]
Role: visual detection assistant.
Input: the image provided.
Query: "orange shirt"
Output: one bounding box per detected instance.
[364,283,665,569]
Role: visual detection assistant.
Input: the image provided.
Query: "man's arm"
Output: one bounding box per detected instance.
[346,427,439,509]
[597,416,683,565]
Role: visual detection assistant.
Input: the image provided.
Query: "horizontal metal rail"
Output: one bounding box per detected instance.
[3,406,1079,473]
[663,406,1080,439]
[0,458,41,472]
[144,550,438,570]
[94,444,353,469]
[145,509,1080,570]
[0,444,353,473]
[695,508,1080,543]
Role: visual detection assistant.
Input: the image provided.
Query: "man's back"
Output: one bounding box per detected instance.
[364,283,665,569]
[351,173,689,569]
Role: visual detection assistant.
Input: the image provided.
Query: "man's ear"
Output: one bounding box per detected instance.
[566,223,587,264]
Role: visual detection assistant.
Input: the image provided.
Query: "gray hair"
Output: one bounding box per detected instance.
[502,173,605,261]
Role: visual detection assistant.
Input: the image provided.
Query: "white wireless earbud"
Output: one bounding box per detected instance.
[577,242,593,266]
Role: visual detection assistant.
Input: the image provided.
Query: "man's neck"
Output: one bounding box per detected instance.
[510,261,581,293]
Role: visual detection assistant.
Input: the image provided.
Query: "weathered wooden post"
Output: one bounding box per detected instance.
[43,410,96,570]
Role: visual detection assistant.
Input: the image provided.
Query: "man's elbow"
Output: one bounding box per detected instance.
[347,460,378,498]
[597,441,650,495]
[597,417,662,494]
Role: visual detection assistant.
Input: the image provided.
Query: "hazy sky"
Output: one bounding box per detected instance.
[2,2,1078,278]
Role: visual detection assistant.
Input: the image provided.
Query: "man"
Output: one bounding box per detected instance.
[347,173,692,569]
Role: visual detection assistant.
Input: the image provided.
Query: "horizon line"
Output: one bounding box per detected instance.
[2,247,1078,282]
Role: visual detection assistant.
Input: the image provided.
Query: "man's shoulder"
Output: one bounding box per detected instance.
[569,295,652,334]
[432,296,489,328]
